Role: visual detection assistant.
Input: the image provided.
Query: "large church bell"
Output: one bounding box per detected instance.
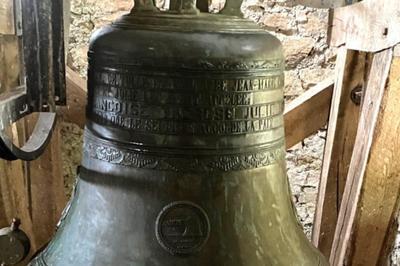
[0,0,330,264]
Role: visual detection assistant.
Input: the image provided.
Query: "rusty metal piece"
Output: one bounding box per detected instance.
[351,85,363,105]
[0,218,31,265]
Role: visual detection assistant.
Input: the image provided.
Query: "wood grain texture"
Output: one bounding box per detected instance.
[60,67,87,128]
[24,116,67,254]
[284,78,333,149]
[0,0,15,35]
[312,49,365,257]
[0,123,31,229]
[330,0,400,52]
[329,48,393,265]
[0,35,20,93]
[343,54,400,265]
[0,1,68,261]
[0,117,67,262]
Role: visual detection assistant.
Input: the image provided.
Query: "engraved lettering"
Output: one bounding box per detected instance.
[92,71,284,92]
[89,70,285,136]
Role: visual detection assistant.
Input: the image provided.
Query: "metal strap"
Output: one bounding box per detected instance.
[0,113,56,161]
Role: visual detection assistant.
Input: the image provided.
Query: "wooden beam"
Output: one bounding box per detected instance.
[331,49,400,265]
[0,116,67,263]
[312,49,366,257]
[0,0,15,35]
[0,1,68,260]
[23,116,67,255]
[0,124,32,230]
[60,67,87,128]
[330,0,400,52]
[330,48,393,265]
[284,78,334,149]
[0,35,20,93]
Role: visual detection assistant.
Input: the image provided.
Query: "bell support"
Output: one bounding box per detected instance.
[0,88,56,161]
[0,0,66,161]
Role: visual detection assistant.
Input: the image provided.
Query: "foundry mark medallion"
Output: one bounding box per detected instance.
[155,201,211,256]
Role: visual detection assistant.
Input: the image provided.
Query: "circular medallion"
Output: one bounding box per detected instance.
[155,201,210,256]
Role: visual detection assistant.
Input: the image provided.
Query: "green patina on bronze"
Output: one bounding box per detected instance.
[31,1,329,265]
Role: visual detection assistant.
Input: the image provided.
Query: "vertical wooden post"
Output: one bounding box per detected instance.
[0,0,15,35]
[0,35,20,94]
[312,48,366,256]
[330,48,394,265]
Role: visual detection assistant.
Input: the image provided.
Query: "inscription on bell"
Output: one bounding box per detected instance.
[93,71,284,92]
[93,100,283,120]
[88,70,284,136]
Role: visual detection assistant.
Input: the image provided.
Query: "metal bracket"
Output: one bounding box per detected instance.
[0,0,65,161]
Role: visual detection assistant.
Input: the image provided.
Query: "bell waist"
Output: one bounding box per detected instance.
[82,129,286,173]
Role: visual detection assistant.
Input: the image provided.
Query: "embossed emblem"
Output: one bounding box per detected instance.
[155,201,210,256]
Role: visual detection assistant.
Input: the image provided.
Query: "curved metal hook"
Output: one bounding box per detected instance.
[0,112,56,161]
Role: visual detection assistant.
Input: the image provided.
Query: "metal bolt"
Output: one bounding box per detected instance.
[42,104,49,112]
[351,86,363,105]
[10,218,21,231]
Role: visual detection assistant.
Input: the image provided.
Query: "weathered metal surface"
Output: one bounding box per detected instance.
[31,2,328,265]
[0,0,65,161]
[21,0,66,109]
[0,218,30,265]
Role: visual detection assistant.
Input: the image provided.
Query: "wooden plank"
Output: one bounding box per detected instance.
[284,78,334,149]
[336,51,400,265]
[0,0,15,35]
[0,1,68,260]
[0,123,37,266]
[24,116,67,254]
[330,0,400,52]
[60,67,87,128]
[0,123,32,230]
[0,35,20,93]
[0,8,24,230]
[329,48,393,265]
[0,120,66,245]
[0,118,67,263]
[312,49,366,257]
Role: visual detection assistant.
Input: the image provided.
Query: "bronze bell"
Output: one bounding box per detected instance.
[31,0,329,265]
